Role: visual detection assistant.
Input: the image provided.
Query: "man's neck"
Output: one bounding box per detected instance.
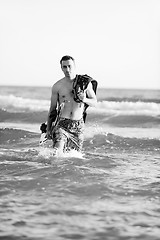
[66,74,77,81]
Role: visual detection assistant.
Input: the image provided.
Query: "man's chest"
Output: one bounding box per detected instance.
[58,85,74,100]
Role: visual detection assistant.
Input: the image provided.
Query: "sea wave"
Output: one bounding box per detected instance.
[0,108,47,124]
[90,101,160,116]
[1,94,160,117]
[0,128,38,144]
[0,94,50,112]
[98,96,160,103]
[0,128,160,159]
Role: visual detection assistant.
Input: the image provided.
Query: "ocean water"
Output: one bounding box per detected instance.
[0,85,160,240]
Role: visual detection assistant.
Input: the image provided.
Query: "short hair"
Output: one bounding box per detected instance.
[60,55,75,65]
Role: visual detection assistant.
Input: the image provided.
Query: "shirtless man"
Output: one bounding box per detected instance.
[46,55,97,153]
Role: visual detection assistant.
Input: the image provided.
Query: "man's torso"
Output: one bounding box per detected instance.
[56,77,85,120]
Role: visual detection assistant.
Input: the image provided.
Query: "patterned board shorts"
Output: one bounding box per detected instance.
[52,118,84,152]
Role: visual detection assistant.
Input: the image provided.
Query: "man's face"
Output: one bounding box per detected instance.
[61,59,76,79]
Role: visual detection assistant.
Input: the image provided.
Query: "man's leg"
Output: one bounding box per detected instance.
[54,139,66,154]
[52,127,67,154]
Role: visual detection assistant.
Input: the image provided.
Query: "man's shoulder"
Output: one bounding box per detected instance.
[52,78,65,89]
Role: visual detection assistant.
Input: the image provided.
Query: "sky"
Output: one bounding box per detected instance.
[0,0,160,89]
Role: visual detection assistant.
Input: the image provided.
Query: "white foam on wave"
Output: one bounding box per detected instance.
[1,120,160,140]
[89,101,160,116]
[1,94,160,116]
[38,146,84,159]
[0,94,49,111]
[84,123,160,139]
[0,122,40,133]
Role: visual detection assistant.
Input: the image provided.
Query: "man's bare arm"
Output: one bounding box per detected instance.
[78,82,97,107]
[47,85,58,134]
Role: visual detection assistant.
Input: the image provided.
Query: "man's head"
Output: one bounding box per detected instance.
[60,55,76,80]
[60,55,75,65]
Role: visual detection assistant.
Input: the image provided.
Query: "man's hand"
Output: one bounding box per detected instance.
[46,130,52,139]
[77,90,86,103]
